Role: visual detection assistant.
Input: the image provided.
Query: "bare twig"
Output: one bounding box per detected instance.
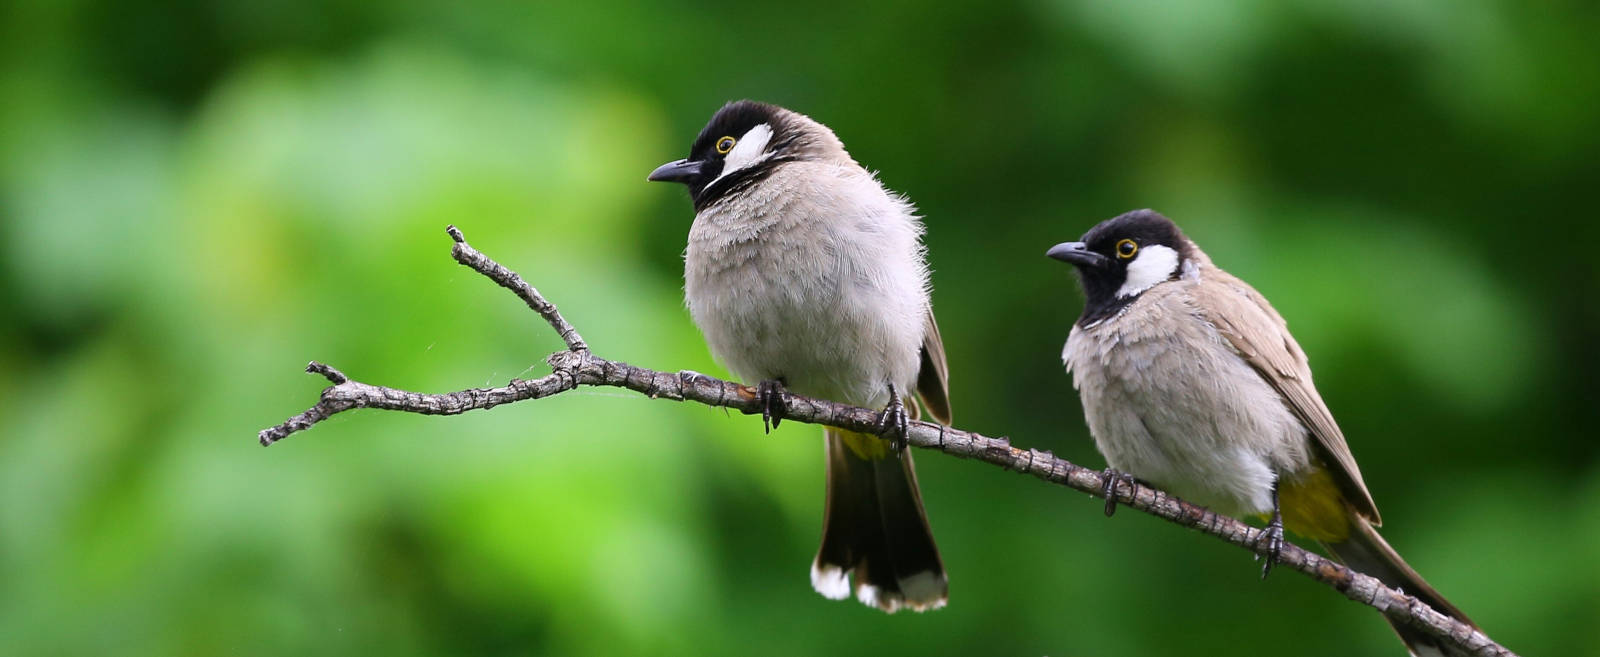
[446,224,586,352]
[259,227,1515,657]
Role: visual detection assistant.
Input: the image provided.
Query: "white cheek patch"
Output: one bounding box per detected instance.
[1116,244,1180,298]
[709,123,773,186]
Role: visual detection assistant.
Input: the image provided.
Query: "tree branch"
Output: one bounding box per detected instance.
[258,226,1515,657]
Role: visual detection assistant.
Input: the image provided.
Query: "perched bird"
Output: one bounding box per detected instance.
[1048,209,1474,655]
[648,100,952,612]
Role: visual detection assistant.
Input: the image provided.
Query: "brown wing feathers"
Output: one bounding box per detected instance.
[1197,271,1383,524]
[915,306,953,425]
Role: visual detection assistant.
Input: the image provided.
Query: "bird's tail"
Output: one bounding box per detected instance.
[811,427,947,612]
[1322,514,1475,656]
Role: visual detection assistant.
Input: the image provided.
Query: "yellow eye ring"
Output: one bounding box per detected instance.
[1116,239,1138,259]
[715,136,736,154]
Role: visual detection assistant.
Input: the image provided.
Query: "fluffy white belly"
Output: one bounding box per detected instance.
[682,164,928,409]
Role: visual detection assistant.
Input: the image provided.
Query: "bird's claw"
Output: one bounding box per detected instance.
[1101,468,1138,517]
[757,379,787,433]
[1253,514,1285,579]
[876,384,910,453]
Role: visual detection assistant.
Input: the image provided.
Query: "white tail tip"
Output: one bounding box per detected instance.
[810,562,850,600]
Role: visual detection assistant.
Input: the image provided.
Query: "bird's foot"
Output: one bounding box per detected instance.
[1101,468,1139,517]
[757,379,787,434]
[1253,513,1285,579]
[876,384,911,453]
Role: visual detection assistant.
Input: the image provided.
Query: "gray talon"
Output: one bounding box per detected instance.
[1101,468,1137,517]
[877,384,910,453]
[1255,477,1285,579]
[757,379,787,433]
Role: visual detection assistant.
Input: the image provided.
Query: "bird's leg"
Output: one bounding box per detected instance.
[757,378,788,433]
[876,383,911,453]
[1253,476,1285,579]
[1100,468,1139,517]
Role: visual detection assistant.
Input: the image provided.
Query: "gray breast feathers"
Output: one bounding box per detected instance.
[1063,279,1316,517]
[683,161,932,408]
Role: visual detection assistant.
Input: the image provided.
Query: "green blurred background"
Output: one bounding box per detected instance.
[2,0,1596,655]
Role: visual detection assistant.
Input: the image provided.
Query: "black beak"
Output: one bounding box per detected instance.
[1046,242,1108,268]
[647,159,704,183]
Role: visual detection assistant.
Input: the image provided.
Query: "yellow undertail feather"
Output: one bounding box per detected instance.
[1275,467,1352,542]
[838,429,893,461]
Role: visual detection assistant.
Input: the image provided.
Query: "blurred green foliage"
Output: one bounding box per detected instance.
[2,1,1596,655]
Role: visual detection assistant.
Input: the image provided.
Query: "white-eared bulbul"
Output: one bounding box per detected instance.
[650,101,951,612]
[1051,209,1475,656]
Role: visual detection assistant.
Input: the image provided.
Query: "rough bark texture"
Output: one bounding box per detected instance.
[259,226,1515,657]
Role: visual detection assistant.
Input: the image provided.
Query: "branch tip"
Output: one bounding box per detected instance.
[306,361,349,384]
[446,225,465,243]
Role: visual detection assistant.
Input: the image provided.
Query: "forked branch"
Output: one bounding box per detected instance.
[259,226,1514,657]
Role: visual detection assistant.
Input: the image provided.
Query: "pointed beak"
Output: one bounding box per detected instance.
[647,158,704,183]
[1046,242,1108,269]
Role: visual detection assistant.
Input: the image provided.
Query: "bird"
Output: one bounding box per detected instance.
[1047,209,1475,655]
[647,100,951,612]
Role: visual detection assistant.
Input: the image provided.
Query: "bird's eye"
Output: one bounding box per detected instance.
[716,136,736,154]
[1116,239,1138,259]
